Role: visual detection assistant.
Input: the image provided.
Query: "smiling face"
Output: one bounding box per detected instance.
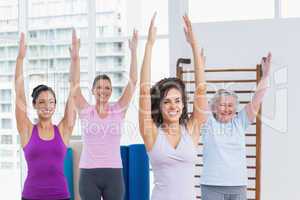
[160,88,184,124]
[33,90,56,120]
[92,78,112,104]
[214,95,237,123]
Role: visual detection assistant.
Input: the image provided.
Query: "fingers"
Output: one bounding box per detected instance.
[129,29,138,49]
[20,33,26,49]
[132,29,138,41]
[19,32,26,48]
[149,12,157,36]
[261,52,272,64]
[183,26,188,37]
[72,29,77,46]
[150,12,157,28]
[183,14,194,43]
[267,52,272,62]
[20,32,25,42]
[183,14,192,30]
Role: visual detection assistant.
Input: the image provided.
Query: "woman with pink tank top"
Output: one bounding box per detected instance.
[15,33,77,200]
[139,14,208,200]
[70,30,138,200]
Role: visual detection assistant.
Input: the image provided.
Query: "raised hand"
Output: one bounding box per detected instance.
[129,29,138,53]
[147,12,157,46]
[17,33,26,60]
[261,52,272,77]
[183,14,197,46]
[69,29,80,60]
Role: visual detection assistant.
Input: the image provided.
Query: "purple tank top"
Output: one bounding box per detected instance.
[22,125,70,200]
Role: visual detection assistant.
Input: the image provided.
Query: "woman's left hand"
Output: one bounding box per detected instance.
[261,52,272,77]
[69,29,80,60]
[183,14,197,46]
[129,29,138,53]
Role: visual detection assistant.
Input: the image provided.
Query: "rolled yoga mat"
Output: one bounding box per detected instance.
[128,144,150,200]
[121,146,130,200]
[64,148,74,200]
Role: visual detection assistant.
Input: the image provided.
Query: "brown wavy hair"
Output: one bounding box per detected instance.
[150,77,188,127]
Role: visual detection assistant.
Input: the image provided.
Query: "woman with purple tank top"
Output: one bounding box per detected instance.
[139,13,208,200]
[70,30,138,200]
[15,33,77,200]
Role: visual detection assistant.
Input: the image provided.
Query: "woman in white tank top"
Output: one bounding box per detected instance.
[139,13,208,200]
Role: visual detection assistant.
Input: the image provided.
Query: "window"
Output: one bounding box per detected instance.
[1,104,12,112]
[1,119,12,129]
[0,89,12,102]
[29,31,37,39]
[1,135,13,144]
[0,1,170,199]
[0,162,14,170]
[189,0,275,23]
[0,149,14,157]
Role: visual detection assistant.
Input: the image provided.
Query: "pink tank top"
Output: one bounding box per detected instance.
[79,103,124,168]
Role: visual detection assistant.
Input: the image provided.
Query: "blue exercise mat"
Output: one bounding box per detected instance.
[64,148,74,200]
[121,146,130,200]
[128,144,150,200]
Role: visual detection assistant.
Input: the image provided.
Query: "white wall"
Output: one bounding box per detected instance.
[169,2,299,199]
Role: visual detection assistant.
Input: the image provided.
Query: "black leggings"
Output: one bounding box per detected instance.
[79,168,125,200]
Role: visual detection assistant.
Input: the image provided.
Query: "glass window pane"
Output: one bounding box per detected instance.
[1,119,12,129]
[95,0,128,103]
[1,134,13,144]
[27,0,89,136]
[0,1,20,199]
[189,0,275,23]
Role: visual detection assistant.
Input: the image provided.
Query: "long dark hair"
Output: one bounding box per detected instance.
[150,77,188,127]
[31,84,56,105]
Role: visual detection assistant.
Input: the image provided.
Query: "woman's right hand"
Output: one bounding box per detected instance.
[147,12,157,46]
[17,33,26,60]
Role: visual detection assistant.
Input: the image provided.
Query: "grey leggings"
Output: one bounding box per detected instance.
[79,168,125,200]
[201,185,247,200]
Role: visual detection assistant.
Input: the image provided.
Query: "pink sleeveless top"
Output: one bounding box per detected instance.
[79,103,124,168]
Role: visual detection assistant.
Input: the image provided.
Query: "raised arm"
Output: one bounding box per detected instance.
[184,15,208,142]
[58,30,81,143]
[245,53,272,122]
[117,30,138,114]
[69,29,88,111]
[58,93,77,144]
[14,33,33,145]
[139,13,158,151]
